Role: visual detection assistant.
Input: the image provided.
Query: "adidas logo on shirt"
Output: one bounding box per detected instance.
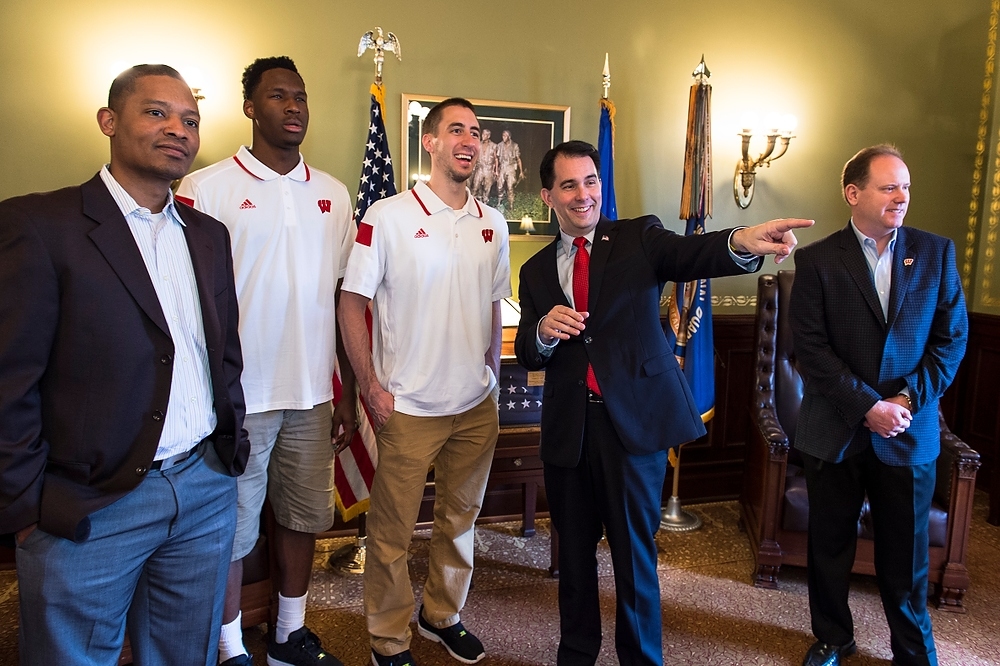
[239,199,256,210]
[414,228,429,239]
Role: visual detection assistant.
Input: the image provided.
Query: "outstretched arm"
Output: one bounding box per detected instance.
[731,218,814,263]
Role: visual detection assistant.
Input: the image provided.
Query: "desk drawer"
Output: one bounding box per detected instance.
[491,453,543,474]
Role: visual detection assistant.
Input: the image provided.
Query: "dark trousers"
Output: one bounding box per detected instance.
[544,401,667,666]
[802,446,937,666]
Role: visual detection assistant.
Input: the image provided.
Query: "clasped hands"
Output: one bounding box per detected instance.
[864,395,912,438]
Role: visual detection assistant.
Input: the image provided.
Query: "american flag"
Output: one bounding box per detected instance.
[354,83,397,222]
[333,82,397,521]
[498,364,544,426]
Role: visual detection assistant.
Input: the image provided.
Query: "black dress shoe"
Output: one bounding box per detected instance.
[802,639,857,666]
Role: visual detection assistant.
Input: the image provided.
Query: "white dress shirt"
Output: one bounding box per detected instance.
[100,166,216,460]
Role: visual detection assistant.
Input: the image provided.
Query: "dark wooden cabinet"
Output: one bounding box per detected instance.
[487,425,544,536]
[949,312,1000,524]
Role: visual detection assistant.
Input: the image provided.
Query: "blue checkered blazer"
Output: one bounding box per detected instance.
[789,224,967,466]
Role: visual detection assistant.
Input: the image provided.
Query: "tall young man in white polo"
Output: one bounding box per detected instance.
[177,56,356,666]
[340,98,510,666]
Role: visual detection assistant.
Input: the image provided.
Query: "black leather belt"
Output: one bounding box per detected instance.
[587,390,604,404]
[150,439,204,471]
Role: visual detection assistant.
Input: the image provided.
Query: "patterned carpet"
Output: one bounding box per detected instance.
[3,494,999,664]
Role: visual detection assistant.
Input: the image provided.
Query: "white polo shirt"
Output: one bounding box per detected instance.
[343,181,511,417]
[176,146,355,414]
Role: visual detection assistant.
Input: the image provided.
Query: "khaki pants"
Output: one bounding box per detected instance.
[365,394,499,655]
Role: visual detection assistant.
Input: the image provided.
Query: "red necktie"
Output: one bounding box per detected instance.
[572,237,601,396]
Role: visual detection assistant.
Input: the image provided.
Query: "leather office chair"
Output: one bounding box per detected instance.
[739,272,981,612]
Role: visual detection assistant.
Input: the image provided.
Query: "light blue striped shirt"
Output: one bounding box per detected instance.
[850,219,896,320]
[99,167,217,460]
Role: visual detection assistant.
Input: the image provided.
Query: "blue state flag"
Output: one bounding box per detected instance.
[598,98,617,220]
[667,64,714,424]
[664,215,715,422]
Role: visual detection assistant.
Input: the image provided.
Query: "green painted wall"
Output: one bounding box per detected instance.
[0,0,991,311]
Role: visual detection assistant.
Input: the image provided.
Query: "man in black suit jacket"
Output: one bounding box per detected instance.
[790,145,967,666]
[514,140,812,665]
[0,65,249,665]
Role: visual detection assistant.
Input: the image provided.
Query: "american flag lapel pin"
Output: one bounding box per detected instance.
[903,258,914,266]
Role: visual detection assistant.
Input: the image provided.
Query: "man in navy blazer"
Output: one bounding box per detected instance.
[790,145,967,666]
[515,140,812,665]
[0,65,249,665]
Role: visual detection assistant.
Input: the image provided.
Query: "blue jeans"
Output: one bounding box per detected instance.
[16,443,237,666]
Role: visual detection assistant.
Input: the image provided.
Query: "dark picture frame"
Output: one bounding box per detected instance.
[401,94,570,239]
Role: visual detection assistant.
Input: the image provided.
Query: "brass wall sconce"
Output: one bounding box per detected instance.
[734,115,796,209]
[520,215,535,234]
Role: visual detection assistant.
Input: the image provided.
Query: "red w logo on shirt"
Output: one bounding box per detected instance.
[317,199,332,213]
[482,229,494,243]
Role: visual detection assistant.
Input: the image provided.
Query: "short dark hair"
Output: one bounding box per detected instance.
[242,56,299,100]
[422,98,477,137]
[539,140,601,190]
[841,144,904,195]
[108,64,185,112]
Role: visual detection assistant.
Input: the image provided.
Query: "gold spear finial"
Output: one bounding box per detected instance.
[692,54,711,82]
[602,53,611,99]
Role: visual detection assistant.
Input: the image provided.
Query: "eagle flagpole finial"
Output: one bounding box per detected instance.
[358,27,401,84]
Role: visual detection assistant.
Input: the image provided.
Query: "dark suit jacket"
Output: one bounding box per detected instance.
[514,215,756,467]
[0,173,250,542]
[789,224,967,466]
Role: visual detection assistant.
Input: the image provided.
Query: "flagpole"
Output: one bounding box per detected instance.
[660,56,713,533]
[598,53,618,219]
[328,27,401,576]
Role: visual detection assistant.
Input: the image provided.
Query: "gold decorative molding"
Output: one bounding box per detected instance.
[659,292,757,308]
[987,132,1000,306]
[971,1,1000,306]
[711,295,757,307]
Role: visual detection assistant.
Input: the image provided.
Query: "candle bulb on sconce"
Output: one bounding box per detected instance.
[734,113,797,209]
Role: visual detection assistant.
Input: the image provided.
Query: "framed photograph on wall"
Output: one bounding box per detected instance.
[401,94,570,239]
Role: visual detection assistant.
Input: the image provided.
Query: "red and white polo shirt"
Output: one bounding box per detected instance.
[176,145,355,414]
[343,180,511,417]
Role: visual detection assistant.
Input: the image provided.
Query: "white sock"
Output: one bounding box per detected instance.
[275,592,308,644]
[218,612,247,662]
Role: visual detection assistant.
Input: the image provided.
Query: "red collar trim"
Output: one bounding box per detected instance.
[232,155,264,181]
[411,189,431,216]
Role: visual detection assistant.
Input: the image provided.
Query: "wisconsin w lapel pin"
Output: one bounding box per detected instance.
[903,258,914,266]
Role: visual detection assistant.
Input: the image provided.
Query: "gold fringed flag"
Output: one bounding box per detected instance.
[666,57,715,440]
[332,81,396,521]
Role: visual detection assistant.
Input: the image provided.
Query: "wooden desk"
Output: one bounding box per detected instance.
[490,425,544,537]
[488,424,558,576]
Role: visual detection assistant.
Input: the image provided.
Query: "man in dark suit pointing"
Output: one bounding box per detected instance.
[790,145,967,666]
[514,140,812,665]
[0,65,249,665]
